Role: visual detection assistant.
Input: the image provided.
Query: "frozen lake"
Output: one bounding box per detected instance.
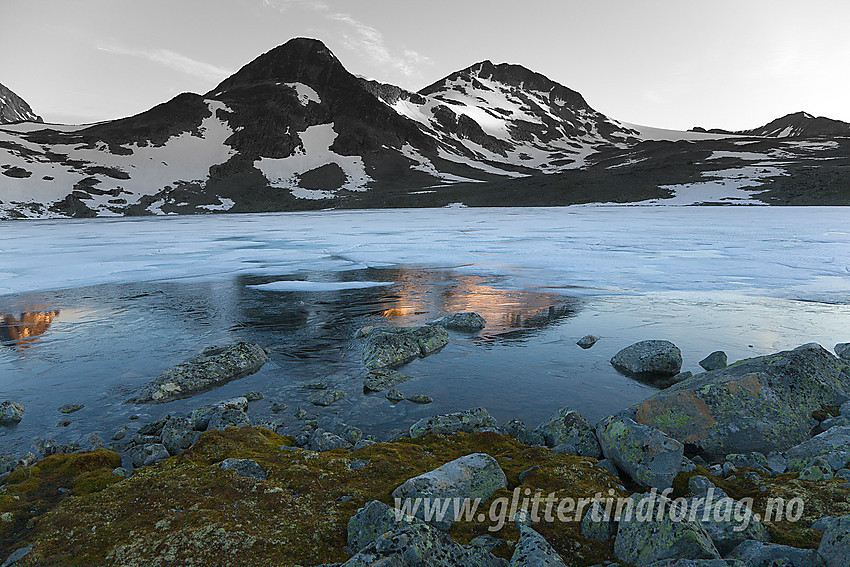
[1,206,849,456]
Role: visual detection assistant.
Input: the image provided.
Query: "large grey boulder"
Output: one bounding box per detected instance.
[818,515,850,567]
[363,325,449,369]
[686,491,770,554]
[207,409,251,431]
[310,430,353,452]
[409,408,498,439]
[0,401,24,426]
[341,521,506,567]
[727,540,826,567]
[614,494,720,566]
[189,396,248,431]
[391,453,507,530]
[161,417,199,456]
[786,426,850,471]
[618,344,850,458]
[129,443,170,468]
[509,525,567,566]
[580,501,617,542]
[503,419,545,447]
[596,415,684,489]
[835,343,850,361]
[611,340,683,377]
[347,500,421,553]
[533,407,601,458]
[432,312,486,331]
[129,343,268,404]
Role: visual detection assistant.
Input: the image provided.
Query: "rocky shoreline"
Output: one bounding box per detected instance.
[1,312,850,565]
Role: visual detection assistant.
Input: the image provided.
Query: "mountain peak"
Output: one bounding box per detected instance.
[0,82,43,124]
[206,37,345,96]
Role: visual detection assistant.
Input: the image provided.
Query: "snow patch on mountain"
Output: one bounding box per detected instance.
[254,122,372,199]
[283,82,321,106]
[648,165,787,205]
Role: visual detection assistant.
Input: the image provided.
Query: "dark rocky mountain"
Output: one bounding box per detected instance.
[2,38,850,219]
[692,111,850,138]
[0,82,42,124]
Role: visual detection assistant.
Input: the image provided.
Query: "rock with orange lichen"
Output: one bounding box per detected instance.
[619,343,850,458]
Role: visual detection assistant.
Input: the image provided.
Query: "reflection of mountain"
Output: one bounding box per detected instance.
[1,311,60,347]
[237,268,580,354]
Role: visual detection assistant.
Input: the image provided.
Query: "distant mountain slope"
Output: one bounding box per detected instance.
[0,82,42,124]
[739,111,850,138]
[2,38,850,219]
[692,111,850,138]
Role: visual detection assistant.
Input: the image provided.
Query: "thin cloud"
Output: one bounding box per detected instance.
[260,0,432,79]
[328,13,432,78]
[98,45,234,83]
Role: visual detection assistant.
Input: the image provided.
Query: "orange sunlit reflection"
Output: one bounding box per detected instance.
[1,311,60,349]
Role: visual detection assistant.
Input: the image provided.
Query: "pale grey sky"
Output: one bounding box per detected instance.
[1,0,848,130]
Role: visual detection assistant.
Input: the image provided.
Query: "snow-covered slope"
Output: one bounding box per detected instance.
[0,82,42,124]
[367,61,640,176]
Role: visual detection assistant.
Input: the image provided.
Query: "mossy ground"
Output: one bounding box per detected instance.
[2,428,848,566]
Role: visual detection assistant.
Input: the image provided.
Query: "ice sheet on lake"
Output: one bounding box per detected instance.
[1,207,848,301]
[248,280,394,291]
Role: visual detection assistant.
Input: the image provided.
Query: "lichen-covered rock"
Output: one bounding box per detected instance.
[533,407,601,458]
[786,426,850,472]
[0,400,24,426]
[619,344,850,458]
[189,396,249,430]
[596,415,684,489]
[364,369,413,392]
[407,394,432,404]
[391,453,507,529]
[503,419,545,447]
[385,389,405,402]
[611,340,683,377]
[686,491,770,554]
[310,390,346,407]
[129,343,268,404]
[727,540,826,567]
[220,458,267,480]
[614,494,720,566]
[412,325,449,356]
[362,325,448,369]
[310,430,352,452]
[576,335,600,349]
[58,403,84,414]
[699,351,728,371]
[818,514,850,567]
[207,409,251,431]
[342,521,506,567]
[346,500,420,553]
[129,443,169,468]
[409,408,498,439]
[800,456,835,481]
[509,525,567,566]
[725,452,770,475]
[835,343,850,361]
[432,312,486,331]
[580,501,617,542]
[161,417,199,456]
[645,560,747,567]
